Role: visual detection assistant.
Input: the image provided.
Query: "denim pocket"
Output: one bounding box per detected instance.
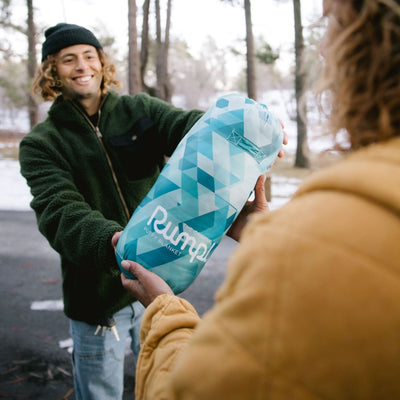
[70,320,124,363]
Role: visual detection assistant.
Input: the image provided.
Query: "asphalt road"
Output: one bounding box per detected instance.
[0,210,237,400]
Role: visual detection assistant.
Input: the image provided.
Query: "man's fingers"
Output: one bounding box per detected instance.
[277,120,288,159]
[111,231,122,250]
[283,131,288,145]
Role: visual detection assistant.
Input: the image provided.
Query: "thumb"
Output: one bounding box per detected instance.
[255,174,266,192]
[121,260,147,278]
[253,175,270,213]
[254,175,266,201]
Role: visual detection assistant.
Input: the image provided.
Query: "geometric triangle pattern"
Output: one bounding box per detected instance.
[116,93,283,294]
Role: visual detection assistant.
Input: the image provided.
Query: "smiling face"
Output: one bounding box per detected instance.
[55,44,103,114]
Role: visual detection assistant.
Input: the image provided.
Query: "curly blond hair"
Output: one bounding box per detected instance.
[317,0,400,149]
[32,48,120,101]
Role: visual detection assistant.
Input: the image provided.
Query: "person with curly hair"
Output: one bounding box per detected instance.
[121,1,400,398]
[19,23,207,400]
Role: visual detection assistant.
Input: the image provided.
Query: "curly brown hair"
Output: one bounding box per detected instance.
[317,0,400,149]
[32,48,120,101]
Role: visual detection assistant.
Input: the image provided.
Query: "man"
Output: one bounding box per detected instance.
[19,23,204,399]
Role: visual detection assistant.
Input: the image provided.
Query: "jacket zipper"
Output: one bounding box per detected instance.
[72,99,131,222]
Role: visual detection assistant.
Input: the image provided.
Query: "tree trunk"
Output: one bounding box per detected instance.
[27,0,38,129]
[128,0,142,95]
[155,0,172,102]
[163,0,172,102]
[155,0,163,99]
[140,0,150,88]
[244,0,256,100]
[293,0,309,168]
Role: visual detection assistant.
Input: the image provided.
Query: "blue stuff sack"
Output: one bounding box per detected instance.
[116,93,283,294]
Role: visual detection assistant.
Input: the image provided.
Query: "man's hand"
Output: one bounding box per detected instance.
[277,120,288,159]
[111,231,122,252]
[120,260,174,307]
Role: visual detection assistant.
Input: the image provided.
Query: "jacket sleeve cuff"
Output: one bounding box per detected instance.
[98,223,124,276]
[136,294,201,399]
[140,294,200,347]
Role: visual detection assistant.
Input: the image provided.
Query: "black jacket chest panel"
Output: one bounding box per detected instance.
[108,117,163,180]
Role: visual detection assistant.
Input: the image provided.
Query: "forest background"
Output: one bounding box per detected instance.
[0,0,340,211]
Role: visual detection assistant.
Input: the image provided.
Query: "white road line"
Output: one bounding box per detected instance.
[30,299,63,311]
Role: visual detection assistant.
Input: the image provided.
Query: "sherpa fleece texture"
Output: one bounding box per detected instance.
[135,137,400,400]
[19,92,202,324]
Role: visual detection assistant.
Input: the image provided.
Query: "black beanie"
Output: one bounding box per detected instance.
[41,23,103,61]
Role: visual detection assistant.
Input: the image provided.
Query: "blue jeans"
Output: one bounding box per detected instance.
[70,302,144,400]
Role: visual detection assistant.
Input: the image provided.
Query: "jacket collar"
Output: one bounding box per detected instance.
[48,91,119,127]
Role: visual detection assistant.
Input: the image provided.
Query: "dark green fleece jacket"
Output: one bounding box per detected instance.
[19,91,202,324]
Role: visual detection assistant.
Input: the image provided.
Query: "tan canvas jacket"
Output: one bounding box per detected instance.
[136,136,400,400]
